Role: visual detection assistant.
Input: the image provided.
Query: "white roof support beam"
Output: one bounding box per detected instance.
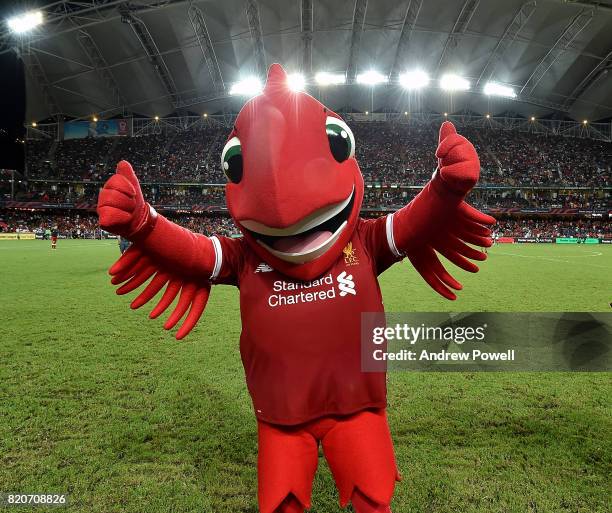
[0,0,190,56]
[301,0,314,75]
[18,47,62,118]
[188,5,225,93]
[564,48,612,108]
[549,0,612,14]
[120,5,184,111]
[346,0,368,83]
[517,94,570,113]
[435,0,480,76]
[476,1,537,87]
[77,29,129,113]
[52,84,119,110]
[245,0,266,80]
[389,0,423,80]
[520,7,594,95]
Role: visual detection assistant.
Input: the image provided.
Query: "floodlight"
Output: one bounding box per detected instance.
[32,122,37,127]
[203,113,208,118]
[444,112,448,117]
[356,70,388,85]
[229,76,263,96]
[439,74,470,91]
[583,119,588,124]
[92,116,98,122]
[154,116,159,121]
[287,73,305,91]
[398,70,430,90]
[315,72,345,86]
[365,111,369,115]
[485,114,490,119]
[484,81,516,98]
[530,116,535,121]
[7,11,43,34]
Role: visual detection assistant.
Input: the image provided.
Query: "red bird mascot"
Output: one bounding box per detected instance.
[98,64,494,513]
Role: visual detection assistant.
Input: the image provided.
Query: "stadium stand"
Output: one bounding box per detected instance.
[1,119,610,240]
[23,121,611,187]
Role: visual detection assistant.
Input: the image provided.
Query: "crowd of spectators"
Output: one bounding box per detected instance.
[353,122,437,184]
[0,210,239,238]
[3,179,610,212]
[2,209,608,239]
[25,121,610,188]
[470,190,610,210]
[494,218,609,239]
[24,138,54,177]
[110,127,226,183]
[472,130,610,187]
[361,188,610,210]
[0,210,101,238]
[11,121,610,239]
[169,215,238,236]
[144,185,226,206]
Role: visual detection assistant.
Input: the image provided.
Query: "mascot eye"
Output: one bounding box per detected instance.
[221,136,243,183]
[325,116,355,163]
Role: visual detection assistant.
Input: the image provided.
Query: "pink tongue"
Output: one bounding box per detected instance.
[272,230,332,253]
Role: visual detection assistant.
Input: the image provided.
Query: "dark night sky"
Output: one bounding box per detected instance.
[0,1,53,172]
[0,50,26,172]
[0,3,29,172]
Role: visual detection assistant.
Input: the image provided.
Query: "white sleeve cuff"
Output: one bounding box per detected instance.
[209,236,223,280]
[386,213,402,257]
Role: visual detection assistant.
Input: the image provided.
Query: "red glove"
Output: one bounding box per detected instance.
[435,121,480,195]
[97,160,215,339]
[97,160,157,240]
[392,122,495,300]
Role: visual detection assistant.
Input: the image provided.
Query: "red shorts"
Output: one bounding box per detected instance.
[257,409,399,513]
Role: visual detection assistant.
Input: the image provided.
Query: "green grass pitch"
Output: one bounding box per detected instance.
[1,239,610,512]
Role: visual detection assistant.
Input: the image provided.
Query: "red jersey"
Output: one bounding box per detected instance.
[212,215,402,425]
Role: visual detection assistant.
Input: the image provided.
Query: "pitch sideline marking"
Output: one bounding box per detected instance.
[0,242,116,250]
[494,250,608,269]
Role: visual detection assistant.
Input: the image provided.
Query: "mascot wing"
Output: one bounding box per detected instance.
[108,245,211,340]
[404,202,495,301]
[393,121,496,300]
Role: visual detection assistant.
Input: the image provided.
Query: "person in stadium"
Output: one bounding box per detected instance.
[118,235,131,254]
[97,64,494,513]
[50,226,58,250]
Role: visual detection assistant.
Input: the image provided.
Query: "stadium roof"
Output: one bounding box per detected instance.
[4,0,612,122]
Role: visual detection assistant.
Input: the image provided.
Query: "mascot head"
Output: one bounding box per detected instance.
[222,63,364,281]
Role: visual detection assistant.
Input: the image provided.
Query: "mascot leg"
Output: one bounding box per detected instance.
[321,409,398,512]
[273,494,305,513]
[257,420,318,513]
[351,488,392,513]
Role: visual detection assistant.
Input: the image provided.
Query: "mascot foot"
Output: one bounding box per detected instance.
[273,494,305,513]
[351,488,392,513]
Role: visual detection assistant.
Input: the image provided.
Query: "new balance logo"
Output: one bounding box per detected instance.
[337,271,356,296]
[255,262,274,273]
